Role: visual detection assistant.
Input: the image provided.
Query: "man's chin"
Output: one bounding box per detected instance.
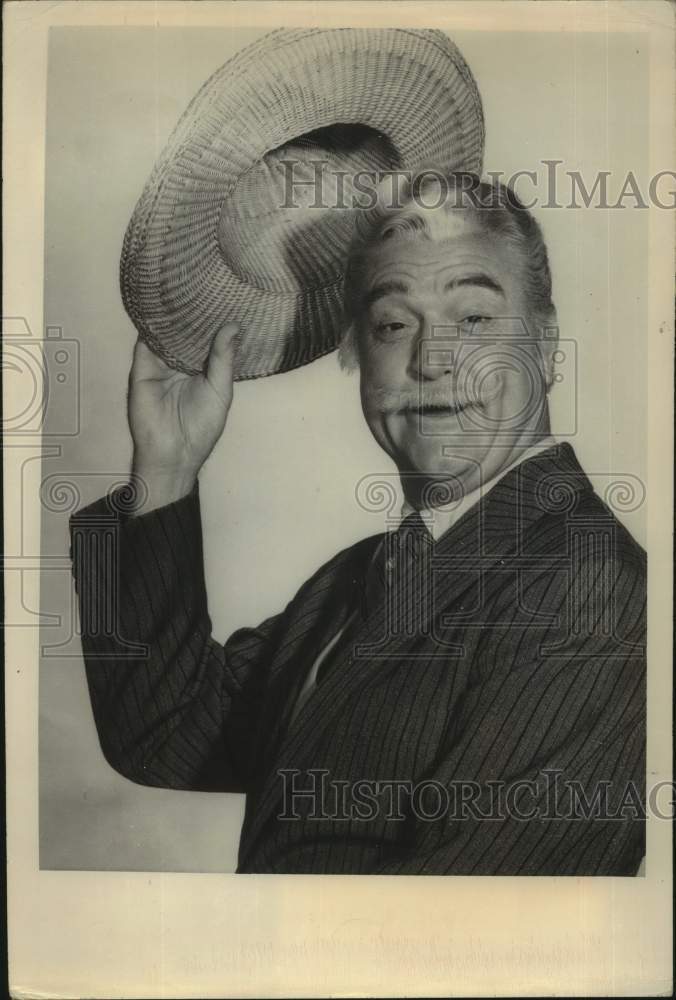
[397,449,484,504]
[401,442,483,475]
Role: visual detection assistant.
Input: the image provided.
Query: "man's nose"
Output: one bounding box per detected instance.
[409,320,455,382]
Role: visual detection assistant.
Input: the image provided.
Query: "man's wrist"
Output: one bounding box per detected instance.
[128,464,199,515]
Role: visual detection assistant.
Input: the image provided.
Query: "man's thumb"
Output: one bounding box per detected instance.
[205,322,239,391]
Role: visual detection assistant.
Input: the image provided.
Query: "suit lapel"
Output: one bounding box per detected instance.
[240,442,594,863]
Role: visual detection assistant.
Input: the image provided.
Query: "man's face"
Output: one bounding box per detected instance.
[354,216,555,505]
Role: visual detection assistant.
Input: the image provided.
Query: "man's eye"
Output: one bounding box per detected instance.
[374,321,409,341]
[460,315,492,332]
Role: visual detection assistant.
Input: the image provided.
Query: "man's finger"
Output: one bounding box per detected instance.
[129,337,174,382]
[205,322,239,395]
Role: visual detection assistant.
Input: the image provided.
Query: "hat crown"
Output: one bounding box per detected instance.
[217,125,400,293]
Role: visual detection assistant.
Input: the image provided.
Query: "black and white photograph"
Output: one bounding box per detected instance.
[5,0,673,996]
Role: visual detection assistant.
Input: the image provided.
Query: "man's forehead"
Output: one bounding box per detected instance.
[360,230,513,300]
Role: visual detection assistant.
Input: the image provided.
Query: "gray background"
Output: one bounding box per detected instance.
[39,26,648,871]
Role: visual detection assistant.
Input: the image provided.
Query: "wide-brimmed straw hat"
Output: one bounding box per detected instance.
[120,28,485,380]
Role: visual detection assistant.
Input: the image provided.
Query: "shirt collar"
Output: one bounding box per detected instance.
[397,436,558,541]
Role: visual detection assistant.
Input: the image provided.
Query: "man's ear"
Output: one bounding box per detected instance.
[538,307,559,390]
[337,323,360,372]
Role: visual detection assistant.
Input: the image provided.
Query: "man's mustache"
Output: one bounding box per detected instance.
[363,386,487,414]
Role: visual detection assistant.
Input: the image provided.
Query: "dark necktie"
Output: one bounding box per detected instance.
[315,510,433,687]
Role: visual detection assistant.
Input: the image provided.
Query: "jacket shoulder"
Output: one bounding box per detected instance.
[529,481,646,572]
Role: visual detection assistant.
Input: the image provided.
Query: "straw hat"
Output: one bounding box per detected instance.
[120,28,485,380]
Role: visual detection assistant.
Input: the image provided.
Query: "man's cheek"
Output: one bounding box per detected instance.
[361,361,388,402]
[475,368,504,408]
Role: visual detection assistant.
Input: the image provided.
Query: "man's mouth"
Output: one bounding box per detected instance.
[414,400,479,417]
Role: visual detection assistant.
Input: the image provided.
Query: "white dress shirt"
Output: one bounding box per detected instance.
[398,435,558,541]
[290,436,558,721]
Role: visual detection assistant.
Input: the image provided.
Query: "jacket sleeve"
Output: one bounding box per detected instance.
[69,480,286,793]
[374,547,647,876]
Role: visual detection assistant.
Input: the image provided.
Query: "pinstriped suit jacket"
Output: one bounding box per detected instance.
[69,442,647,875]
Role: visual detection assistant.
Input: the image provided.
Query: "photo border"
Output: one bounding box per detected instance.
[5,1,673,996]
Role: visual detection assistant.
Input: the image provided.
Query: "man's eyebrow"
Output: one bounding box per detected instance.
[361,280,409,309]
[362,274,505,309]
[444,274,505,296]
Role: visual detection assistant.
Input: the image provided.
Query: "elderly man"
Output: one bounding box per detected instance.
[70,174,646,875]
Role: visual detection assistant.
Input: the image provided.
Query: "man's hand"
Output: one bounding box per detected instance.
[127,323,239,513]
